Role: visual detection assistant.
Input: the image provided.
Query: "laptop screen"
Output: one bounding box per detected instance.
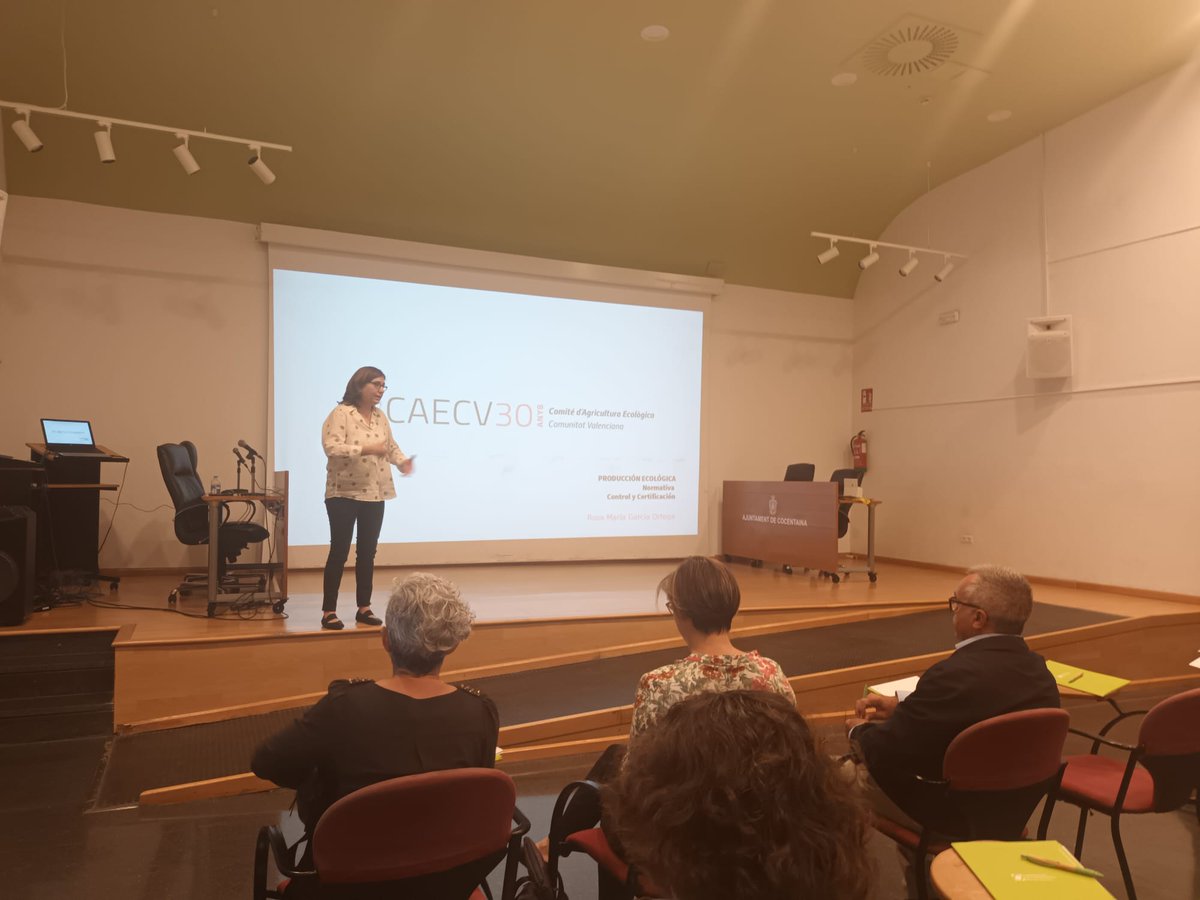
[42,418,95,446]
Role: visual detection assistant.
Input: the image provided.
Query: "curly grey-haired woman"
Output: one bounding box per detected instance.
[253,572,498,831]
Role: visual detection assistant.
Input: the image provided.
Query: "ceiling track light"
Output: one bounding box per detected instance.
[12,108,43,152]
[0,98,291,181]
[248,145,275,184]
[810,231,965,282]
[94,121,115,163]
[173,133,200,175]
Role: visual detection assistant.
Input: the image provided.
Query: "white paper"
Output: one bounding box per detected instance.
[868,675,921,698]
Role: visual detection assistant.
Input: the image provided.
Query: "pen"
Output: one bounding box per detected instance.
[1067,672,1083,684]
[1020,854,1104,879]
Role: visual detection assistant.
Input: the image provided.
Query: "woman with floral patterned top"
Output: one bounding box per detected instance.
[319,366,414,630]
[629,555,795,740]
[524,556,797,869]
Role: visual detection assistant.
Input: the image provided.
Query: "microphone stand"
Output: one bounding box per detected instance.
[238,441,262,493]
[232,449,251,494]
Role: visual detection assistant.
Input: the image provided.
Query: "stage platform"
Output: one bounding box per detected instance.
[5,558,1196,730]
[11,557,1193,640]
[6,557,1200,806]
[90,601,1121,810]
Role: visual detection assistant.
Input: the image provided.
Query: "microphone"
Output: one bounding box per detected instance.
[238,440,261,460]
[233,447,246,467]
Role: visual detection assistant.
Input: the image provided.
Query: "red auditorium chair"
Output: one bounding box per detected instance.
[1040,687,1200,900]
[527,779,665,900]
[253,768,530,899]
[871,708,1069,900]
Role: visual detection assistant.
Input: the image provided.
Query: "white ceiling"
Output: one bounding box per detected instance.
[2,1,1198,296]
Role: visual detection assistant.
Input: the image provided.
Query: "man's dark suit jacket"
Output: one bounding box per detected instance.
[853,633,1060,824]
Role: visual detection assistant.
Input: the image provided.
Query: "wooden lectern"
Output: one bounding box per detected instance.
[721,480,839,572]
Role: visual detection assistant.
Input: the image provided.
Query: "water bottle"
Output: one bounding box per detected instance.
[210,474,222,495]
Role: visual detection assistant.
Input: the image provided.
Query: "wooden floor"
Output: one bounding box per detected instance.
[9,557,1195,642]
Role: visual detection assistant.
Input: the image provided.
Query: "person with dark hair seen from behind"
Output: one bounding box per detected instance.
[526,555,796,868]
[252,573,497,834]
[589,555,795,781]
[631,555,795,740]
[319,365,414,630]
[607,690,874,900]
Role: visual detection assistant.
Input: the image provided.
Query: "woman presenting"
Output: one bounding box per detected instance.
[319,366,414,630]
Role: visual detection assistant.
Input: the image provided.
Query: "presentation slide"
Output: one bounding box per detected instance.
[273,269,703,549]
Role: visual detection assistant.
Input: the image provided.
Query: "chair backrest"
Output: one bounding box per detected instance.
[783,463,815,482]
[548,780,604,856]
[312,768,516,888]
[829,468,867,537]
[156,441,208,542]
[829,467,867,495]
[944,708,1069,791]
[1137,687,1200,811]
[938,708,1069,839]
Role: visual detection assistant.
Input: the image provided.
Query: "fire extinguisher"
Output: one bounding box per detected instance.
[850,431,868,470]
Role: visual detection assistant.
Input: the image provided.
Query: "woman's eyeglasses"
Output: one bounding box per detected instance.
[368,380,387,391]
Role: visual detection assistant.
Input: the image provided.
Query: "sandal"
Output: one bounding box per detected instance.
[321,613,345,631]
[355,608,382,626]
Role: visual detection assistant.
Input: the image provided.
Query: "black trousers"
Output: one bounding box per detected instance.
[322,497,386,612]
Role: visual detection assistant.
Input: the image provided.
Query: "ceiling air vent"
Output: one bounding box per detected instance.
[861,22,960,77]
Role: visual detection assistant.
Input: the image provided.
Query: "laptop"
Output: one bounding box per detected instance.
[41,418,109,457]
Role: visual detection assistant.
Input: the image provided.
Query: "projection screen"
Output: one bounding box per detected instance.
[266,231,714,567]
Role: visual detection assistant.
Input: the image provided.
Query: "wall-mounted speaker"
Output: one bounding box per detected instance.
[1026,315,1073,379]
[0,506,36,627]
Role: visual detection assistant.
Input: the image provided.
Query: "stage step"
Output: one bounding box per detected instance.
[0,694,115,743]
[0,631,115,743]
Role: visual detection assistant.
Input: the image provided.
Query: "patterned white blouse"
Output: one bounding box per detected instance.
[629,650,795,741]
[321,404,409,501]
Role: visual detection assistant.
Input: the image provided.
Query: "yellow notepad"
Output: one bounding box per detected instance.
[952,840,1115,899]
[1044,660,1129,698]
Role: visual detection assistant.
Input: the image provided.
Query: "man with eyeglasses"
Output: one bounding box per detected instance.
[842,564,1059,830]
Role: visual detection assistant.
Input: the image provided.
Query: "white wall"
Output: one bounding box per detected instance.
[704,283,855,544]
[851,63,1200,595]
[0,199,270,570]
[0,196,853,569]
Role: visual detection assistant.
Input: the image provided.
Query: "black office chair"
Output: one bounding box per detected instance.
[817,467,868,583]
[783,463,816,482]
[157,441,269,606]
[829,467,867,538]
